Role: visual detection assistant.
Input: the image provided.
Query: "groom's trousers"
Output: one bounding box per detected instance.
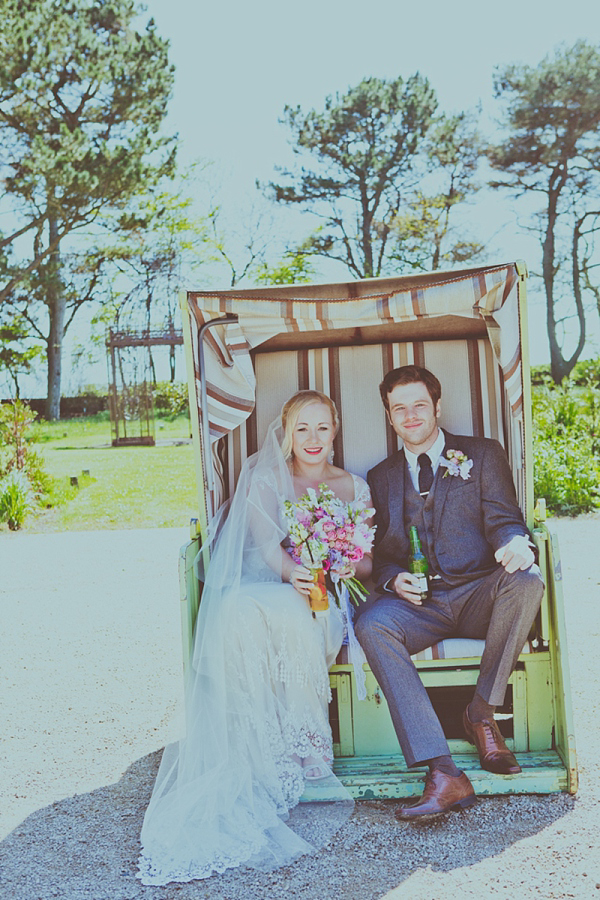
[354,566,544,767]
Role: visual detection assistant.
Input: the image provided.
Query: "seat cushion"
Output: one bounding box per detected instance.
[334,638,530,666]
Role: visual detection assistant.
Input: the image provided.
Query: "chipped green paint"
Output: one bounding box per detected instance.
[331,751,568,799]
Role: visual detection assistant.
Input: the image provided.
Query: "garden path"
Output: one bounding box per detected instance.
[0,517,599,899]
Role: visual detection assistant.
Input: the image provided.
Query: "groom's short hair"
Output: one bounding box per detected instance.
[379,365,442,412]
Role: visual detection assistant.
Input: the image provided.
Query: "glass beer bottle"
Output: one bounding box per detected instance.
[408,525,430,602]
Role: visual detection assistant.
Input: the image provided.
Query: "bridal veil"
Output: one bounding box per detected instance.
[137,417,353,885]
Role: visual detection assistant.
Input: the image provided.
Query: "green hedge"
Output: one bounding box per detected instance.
[532,374,600,516]
[152,381,190,417]
[531,358,600,387]
[0,399,57,529]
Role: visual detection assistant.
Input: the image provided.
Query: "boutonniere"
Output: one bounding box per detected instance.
[439,449,473,480]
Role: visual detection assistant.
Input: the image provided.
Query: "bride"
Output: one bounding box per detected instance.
[137,390,373,885]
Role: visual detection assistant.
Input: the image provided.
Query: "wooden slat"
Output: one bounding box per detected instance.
[179,537,202,681]
[331,650,547,673]
[300,751,567,801]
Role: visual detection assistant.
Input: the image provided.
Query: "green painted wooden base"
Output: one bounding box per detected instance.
[336,751,567,799]
[300,751,567,802]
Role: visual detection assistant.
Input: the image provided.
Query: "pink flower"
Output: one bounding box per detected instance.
[349,547,364,561]
[440,449,473,481]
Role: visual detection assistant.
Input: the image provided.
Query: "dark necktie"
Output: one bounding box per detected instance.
[418,453,434,496]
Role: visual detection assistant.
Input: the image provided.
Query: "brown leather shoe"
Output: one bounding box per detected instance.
[463,706,522,775]
[395,769,476,820]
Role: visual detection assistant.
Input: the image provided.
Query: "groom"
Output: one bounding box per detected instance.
[355,365,544,819]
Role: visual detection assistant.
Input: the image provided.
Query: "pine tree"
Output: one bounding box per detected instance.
[0,0,176,417]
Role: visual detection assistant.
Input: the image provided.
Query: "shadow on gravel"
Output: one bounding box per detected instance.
[0,751,576,900]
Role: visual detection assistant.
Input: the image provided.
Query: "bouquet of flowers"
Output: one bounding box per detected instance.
[282,484,375,606]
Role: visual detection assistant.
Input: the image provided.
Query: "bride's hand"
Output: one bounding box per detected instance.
[289,565,314,595]
[333,562,355,580]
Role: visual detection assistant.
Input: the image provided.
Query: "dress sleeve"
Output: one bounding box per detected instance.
[352,474,373,507]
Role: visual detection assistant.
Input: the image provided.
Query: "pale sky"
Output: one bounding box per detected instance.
[144,0,599,193]
[138,0,600,364]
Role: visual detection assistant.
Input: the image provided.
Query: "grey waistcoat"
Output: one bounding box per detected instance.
[403,465,441,577]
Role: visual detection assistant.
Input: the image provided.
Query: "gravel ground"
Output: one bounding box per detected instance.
[0,517,599,900]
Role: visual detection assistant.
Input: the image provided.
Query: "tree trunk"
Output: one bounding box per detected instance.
[148,346,157,385]
[169,343,176,382]
[432,235,441,270]
[360,184,373,277]
[569,216,588,372]
[543,164,572,383]
[45,214,65,420]
[10,369,21,399]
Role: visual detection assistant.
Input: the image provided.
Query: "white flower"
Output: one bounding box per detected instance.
[439,449,473,480]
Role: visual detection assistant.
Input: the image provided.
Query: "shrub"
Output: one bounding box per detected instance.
[571,357,600,388]
[0,470,35,530]
[531,357,600,387]
[153,381,189,417]
[0,398,55,526]
[532,377,600,516]
[0,399,35,469]
[24,447,54,496]
[531,364,552,385]
[533,435,600,516]
[532,382,584,438]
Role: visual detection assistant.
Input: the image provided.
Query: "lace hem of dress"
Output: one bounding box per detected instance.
[137,835,272,885]
[266,709,333,808]
[136,717,333,886]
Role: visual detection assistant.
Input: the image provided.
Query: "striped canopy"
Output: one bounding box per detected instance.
[185,262,525,444]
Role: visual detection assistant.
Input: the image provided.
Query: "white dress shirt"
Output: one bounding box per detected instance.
[404,427,446,493]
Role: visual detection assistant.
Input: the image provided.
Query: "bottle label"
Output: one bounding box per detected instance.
[414,573,429,599]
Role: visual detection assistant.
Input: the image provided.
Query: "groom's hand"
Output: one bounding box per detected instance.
[392,573,424,606]
[495,535,535,573]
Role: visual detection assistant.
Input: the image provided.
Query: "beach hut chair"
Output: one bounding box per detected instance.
[177,260,577,799]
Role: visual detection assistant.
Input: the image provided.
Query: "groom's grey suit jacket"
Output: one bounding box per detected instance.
[367,432,530,594]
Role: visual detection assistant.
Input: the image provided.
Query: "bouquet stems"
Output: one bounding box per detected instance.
[343,576,369,606]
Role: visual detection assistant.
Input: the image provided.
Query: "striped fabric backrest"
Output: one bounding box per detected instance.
[215,335,524,512]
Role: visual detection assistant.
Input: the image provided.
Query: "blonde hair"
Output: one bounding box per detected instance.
[280,390,339,461]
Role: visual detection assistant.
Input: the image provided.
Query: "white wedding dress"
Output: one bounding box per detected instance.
[137,419,371,886]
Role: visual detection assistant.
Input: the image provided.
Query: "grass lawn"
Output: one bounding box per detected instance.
[16,413,200,532]
[30,411,192,448]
